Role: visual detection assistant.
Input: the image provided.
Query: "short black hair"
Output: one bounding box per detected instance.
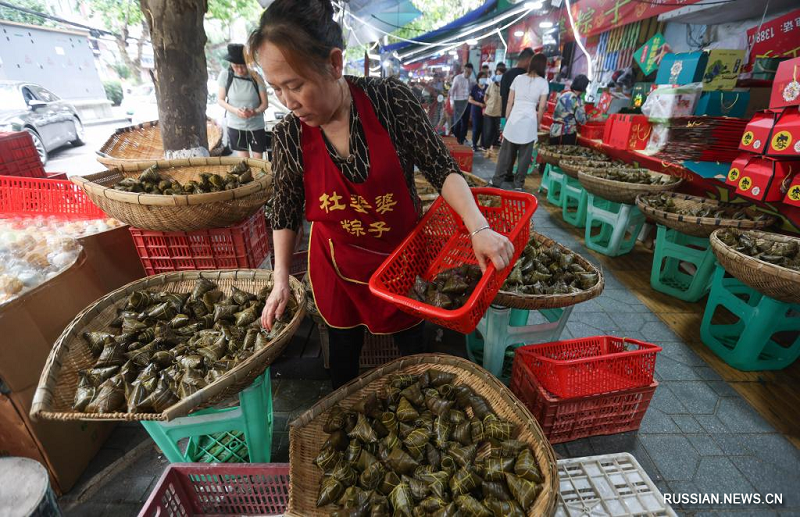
[481,64,490,69]
[497,62,507,70]
[464,63,474,69]
[518,48,534,60]
[572,74,590,92]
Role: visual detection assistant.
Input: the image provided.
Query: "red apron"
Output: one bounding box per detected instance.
[303,81,421,334]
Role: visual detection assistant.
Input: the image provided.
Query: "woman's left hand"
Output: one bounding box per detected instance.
[471,229,515,272]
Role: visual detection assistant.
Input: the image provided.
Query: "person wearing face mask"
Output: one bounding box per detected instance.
[481,66,504,156]
[250,0,515,389]
[468,72,489,152]
[217,43,269,158]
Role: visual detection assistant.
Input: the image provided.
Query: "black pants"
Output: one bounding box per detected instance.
[549,132,578,146]
[228,127,268,153]
[453,105,470,144]
[328,323,426,389]
[471,108,483,151]
[482,116,500,149]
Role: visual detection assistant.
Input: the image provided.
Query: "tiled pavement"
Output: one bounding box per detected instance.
[59,153,800,516]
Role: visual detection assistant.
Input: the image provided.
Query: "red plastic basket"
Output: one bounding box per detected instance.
[515,336,661,398]
[579,121,606,140]
[510,357,656,444]
[129,210,270,276]
[0,132,46,178]
[139,463,290,517]
[0,175,107,219]
[369,187,537,334]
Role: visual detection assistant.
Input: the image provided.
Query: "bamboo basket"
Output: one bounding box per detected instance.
[636,193,776,238]
[537,145,607,166]
[494,231,605,310]
[287,354,559,516]
[710,229,800,304]
[30,270,306,422]
[560,159,634,179]
[96,119,224,167]
[72,157,272,232]
[578,169,682,205]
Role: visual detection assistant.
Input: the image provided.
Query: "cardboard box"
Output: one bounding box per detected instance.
[701,49,745,91]
[631,82,656,109]
[694,91,750,118]
[783,174,800,208]
[740,110,781,154]
[605,114,650,151]
[743,87,773,119]
[727,154,796,202]
[767,107,800,156]
[656,52,708,85]
[0,384,114,495]
[770,57,800,109]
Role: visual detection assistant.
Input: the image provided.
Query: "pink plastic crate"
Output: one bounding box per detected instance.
[139,463,289,516]
[516,336,661,398]
[129,210,270,276]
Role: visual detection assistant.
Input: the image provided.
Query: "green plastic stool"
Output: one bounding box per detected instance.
[584,194,646,257]
[651,225,717,302]
[546,166,566,207]
[466,305,573,382]
[539,163,553,194]
[141,368,273,463]
[701,266,800,371]
[561,175,588,228]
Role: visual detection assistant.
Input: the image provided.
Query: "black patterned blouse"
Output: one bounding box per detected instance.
[270,75,462,231]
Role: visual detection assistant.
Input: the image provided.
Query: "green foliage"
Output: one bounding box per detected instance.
[0,0,55,27]
[207,0,261,24]
[111,62,130,79]
[103,80,124,105]
[87,0,143,30]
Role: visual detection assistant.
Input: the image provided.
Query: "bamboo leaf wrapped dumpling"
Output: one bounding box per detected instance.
[504,473,542,511]
[477,456,515,482]
[514,448,543,483]
[378,470,401,496]
[399,383,425,406]
[481,480,513,501]
[401,475,430,502]
[449,443,477,468]
[72,373,96,411]
[388,482,414,517]
[484,499,525,517]
[386,446,419,476]
[332,460,358,488]
[455,494,492,517]
[349,412,379,443]
[396,397,419,423]
[483,414,515,441]
[315,446,342,473]
[449,466,481,496]
[83,332,114,356]
[84,374,126,413]
[318,475,345,507]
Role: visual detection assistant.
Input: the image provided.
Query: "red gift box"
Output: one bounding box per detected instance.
[767,107,800,156]
[740,110,781,154]
[770,57,800,110]
[727,154,797,202]
[783,174,800,207]
[602,114,618,146]
[605,114,650,151]
[595,92,613,114]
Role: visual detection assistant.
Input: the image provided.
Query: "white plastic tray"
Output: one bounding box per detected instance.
[556,453,677,516]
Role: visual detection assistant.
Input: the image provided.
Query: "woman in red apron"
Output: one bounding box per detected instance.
[250,0,515,388]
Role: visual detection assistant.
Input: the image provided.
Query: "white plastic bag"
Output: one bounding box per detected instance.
[644,124,671,155]
[641,83,703,122]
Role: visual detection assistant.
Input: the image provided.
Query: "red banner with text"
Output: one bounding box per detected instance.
[746,8,800,70]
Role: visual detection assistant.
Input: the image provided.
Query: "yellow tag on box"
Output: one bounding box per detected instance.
[702,49,745,91]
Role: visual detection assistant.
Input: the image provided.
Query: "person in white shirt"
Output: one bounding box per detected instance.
[489,53,549,191]
[450,63,474,145]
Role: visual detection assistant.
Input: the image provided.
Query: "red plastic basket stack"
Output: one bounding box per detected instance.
[0,132,46,178]
[0,175,107,219]
[266,222,308,278]
[579,120,607,140]
[510,336,661,444]
[139,463,290,516]
[369,187,537,334]
[129,210,270,276]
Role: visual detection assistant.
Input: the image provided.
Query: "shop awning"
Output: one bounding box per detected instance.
[342,0,423,48]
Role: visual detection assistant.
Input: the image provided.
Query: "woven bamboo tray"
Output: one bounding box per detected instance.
[578,169,682,205]
[30,270,306,422]
[72,157,272,232]
[636,193,776,238]
[96,119,224,167]
[560,159,634,179]
[537,145,607,166]
[494,231,604,310]
[287,354,558,516]
[710,229,800,304]
[417,171,488,212]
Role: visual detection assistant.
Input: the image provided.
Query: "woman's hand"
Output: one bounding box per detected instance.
[261,280,291,330]
[471,228,515,273]
[236,107,249,118]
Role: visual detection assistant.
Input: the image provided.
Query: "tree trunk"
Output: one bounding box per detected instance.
[140,0,209,157]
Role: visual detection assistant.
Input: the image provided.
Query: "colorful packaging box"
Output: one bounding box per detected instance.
[727,154,796,202]
[767,106,800,156]
[656,52,709,85]
[694,90,750,118]
[740,110,782,154]
[701,49,745,91]
[631,82,656,109]
[770,57,800,109]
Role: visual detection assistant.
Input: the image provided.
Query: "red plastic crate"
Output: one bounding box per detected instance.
[139,463,289,517]
[579,121,606,140]
[448,145,474,172]
[0,175,107,219]
[516,336,661,398]
[269,249,308,278]
[129,210,270,276]
[510,358,657,444]
[369,187,537,334]
[0,132,46,178]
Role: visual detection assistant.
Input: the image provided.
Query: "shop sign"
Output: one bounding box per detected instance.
[746,8,800,72]
[633,33,666,76]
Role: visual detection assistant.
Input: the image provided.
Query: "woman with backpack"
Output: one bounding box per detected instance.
[217,43,269,158]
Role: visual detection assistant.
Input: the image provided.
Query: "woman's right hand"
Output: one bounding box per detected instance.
[236,107,249,118]
[261,280,291,330]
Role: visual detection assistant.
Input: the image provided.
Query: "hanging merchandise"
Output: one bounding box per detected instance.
[592,22,642,75]
[656,52,709,85]
[770,57,800,109]
[701,50,745,91]
[694,90,750,118]
[745,8,800,74]
[726,154,796,202]
[633,33,667,76]
[740,110,782,154]
[768,107,800,156]
[642,83,703,122]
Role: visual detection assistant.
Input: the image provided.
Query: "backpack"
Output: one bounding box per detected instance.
[224,66,258,102]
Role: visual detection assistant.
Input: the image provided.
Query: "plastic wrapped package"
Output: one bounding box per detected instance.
[641,83,703,123]
[2,215,123,239]
[644,124,671,155]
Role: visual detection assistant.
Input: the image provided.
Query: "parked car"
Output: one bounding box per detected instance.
[0,80,85,164]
